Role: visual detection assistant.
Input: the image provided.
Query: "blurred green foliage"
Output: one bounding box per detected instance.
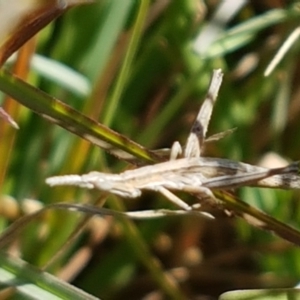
[1,0,300,299]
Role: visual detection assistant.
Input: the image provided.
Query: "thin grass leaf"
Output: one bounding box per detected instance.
[265,26,300,76]
[103,0,150,126]
[201,6,300,59]
[0,68,159,163]
[0,202,210,249]
[193,0,247,55]
[0,251,99,300]
[29,54,92,97]
[0,202,187,300]
[83,0,135,81]
[0,107,18,129]
[220,288,300,300]
[214,191,300,247]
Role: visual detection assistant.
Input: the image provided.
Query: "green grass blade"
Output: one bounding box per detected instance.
[0,251,99,300]
[202,6,300,58]
[0,68,159,163]
[103,0,150,126]
[220,289,300,300]
[83,0,135,81]
[216,191,300,246]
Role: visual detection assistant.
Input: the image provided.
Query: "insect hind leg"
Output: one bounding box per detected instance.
[157,187,192,210]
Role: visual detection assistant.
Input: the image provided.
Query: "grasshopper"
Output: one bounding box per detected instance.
[46,70,300,214]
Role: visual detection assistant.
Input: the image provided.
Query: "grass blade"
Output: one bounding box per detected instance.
[0,68,159,163]
[215,191,300,246]
[0,251,99,300]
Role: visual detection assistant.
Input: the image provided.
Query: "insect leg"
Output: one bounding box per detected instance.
[157,186,192,210]
[170,141,183,160]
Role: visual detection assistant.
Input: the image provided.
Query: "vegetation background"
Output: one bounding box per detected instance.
[1,0,300,299]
